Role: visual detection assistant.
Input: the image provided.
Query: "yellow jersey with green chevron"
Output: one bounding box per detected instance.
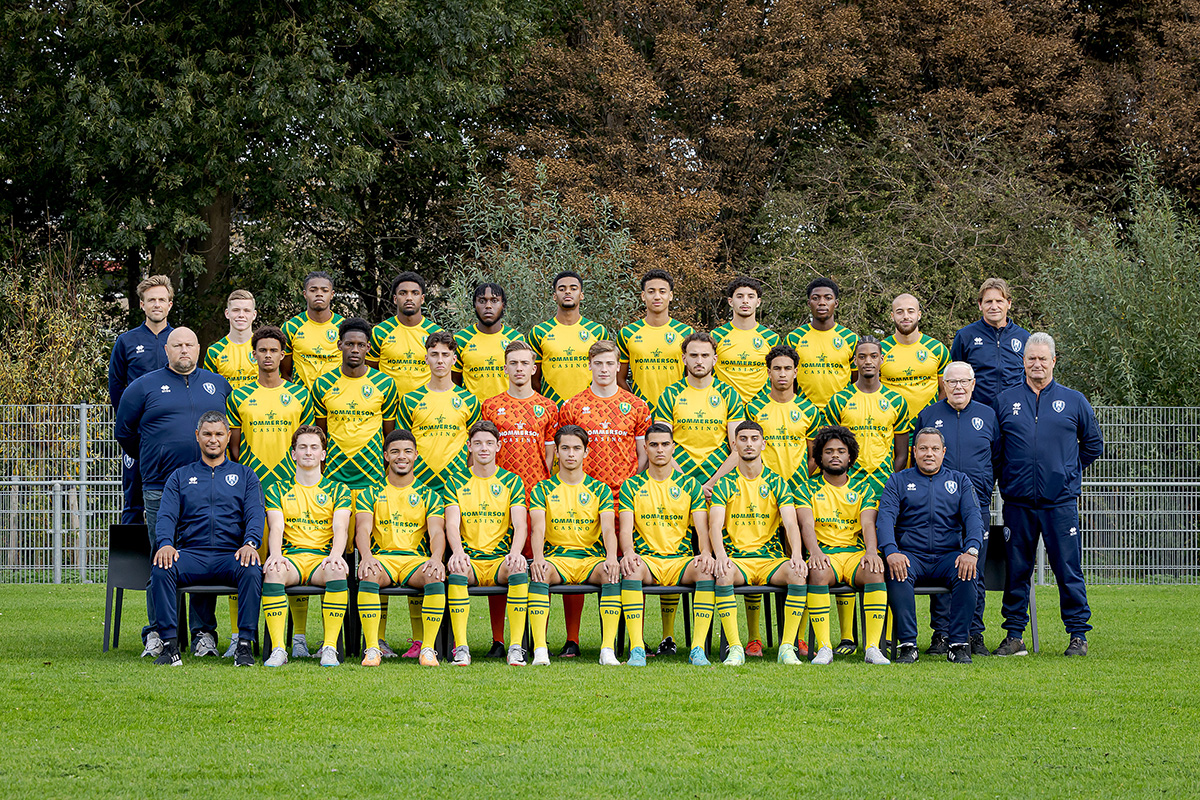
[370,316,443,396]
[821,384,911,484]
[398,384,481,488]
[618,471,705,558]
[786,322,858,409]
[266,477,352,554]
[745,389,822,487]
[527,316,609,406]
[283,312,345,389]
[226,380,315,492]
[794,474,878,551]
[712,322,780,403]
[530,474,614,558]
[655,378,744,481]
[204,336,257,391]
[355,480,444,557]
[443,468,526,559]
[453,324,524,402]
[709,466,793,559]
[616,318,693,411]
[880,333,949,418]
[312,368,399,489]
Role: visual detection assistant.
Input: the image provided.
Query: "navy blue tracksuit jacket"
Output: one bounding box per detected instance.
[950,319,1030,409]
[108,322,173,523]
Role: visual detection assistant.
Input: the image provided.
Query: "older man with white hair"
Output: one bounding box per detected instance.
[993,332,1104,658]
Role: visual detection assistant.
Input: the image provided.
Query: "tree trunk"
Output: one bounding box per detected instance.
[195,190,233,346]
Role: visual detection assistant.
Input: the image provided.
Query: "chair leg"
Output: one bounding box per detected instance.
[616,613,626,658]
[103,585,115,652]
[1029,577,1040,653]
[176,591,187,651]
[113,588,123,650]
[774,590,786,646]
[436,610,451,658]
[764,594,775,648]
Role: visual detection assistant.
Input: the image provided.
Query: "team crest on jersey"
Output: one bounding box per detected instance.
[759,484,770,498]
[409,492,420,507]
[533,405,544,418]
[879,398,890,411]
[579,492,591,505]
[280,393,292,406]
[203,382,216,395]
[709,395,720,408]
[452,396,463,409]
[972,417,983,430]
[1011,338,1022,352]
[317,492,328,505]
[753,337,764,350]
[326,329,337,343]
[846,490,858,503]
[833,337,844,349]
[790,409,802,422]
[917,350,927,362]
[490,483,503,497]
[226,474,239,486]
[945,480,958,495]
[579,330,590,342]
[669,486,681,499]
[619,402,631,414]
[249,352,257,363]
[1053,400,1065,413]
[500,338,510,349]
[665,332,676,344]
[361,384,374,399]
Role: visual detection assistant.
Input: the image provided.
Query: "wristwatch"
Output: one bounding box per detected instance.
[965,547,979,557]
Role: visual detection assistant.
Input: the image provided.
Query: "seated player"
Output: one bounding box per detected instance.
[796,426,890,665]
[261,426,353,668]
[618,423,717,666]
[527,425,621,666]
[708,420,809,666]
[355,429,448,667]
[444,421,530,667]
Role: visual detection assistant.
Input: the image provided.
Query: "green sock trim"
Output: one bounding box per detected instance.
[424,581,445,596]
[509,573,529,585]
[809,585,830,596]
[530,582,549,596]
[326,579,348,593]
[621,579,642,592]
[264,582,285,597]
[787,583,808,597]
[359,581,379,594]
[696,580,715,592]
[715,584,734,598]
[601,582,621,597]
[448,574,468,587]
[865,582,886,592]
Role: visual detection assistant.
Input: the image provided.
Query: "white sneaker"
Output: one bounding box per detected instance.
[598,647,620,666]
[140,630,164,658]
[864,646,891,665]
[191,631,219,657]
[531,647,550,666]
[318,645,340,667]
[264,647,288,667]
[451,645,472,666]
[507,645,527,666]
[811,646,834,665]
[291,634,311,659]
[221,636,239,658]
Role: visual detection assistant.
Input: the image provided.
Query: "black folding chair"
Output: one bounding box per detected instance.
[985,524,1039,653]
[102,524,151,652]
[176,585,260,656]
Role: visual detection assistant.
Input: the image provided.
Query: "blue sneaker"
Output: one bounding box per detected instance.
[689,646,711,666]
[627,646,647,667]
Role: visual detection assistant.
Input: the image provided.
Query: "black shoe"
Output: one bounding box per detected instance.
[485,640,507,658]
[654,637,677,657]
[895,643,919,664]
[558,640,581,658]
[233,640,255,667]
[1064,636,1088,657]
[993,636,1028,657]
[925,632,949,655]
[969,633,990,656]
[948,643,973,664]
[834,638,857,656]
[154,639,182,667]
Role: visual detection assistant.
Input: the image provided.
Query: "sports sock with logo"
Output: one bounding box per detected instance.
[263,582,288,651]
[621,579,645,651]
[289,596,309,639]
[357,581,382,651]
[809,585,832,650]
[691,580,716,651]
[781,584,808,645]
[321,579,348,650]
[659,594,679,641]
[448,574,470,647]
[529,582,551,650]
[715,584,741,648]
[506,573,529,647]
[837,594,856,643]
[863,583,888,649]
[421,582,446,645]
[745,594,762,643]
[600,582,622,650]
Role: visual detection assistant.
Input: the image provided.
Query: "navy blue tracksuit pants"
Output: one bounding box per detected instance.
[930,524,990,637]
[1002,502,1091,639]
[150,551,263,642]
[887,551,977,645]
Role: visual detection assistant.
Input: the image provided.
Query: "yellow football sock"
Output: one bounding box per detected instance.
[358,581,382,651]
[409,595,424,641]
[289,596,309,639]
[529,582,550,650]
[809,586,832,650]
[659,594,679,641]
[621,579,645,651]
[448,575,470,647]
[864,583,888,650]
[600,582,622,650]
[263,582,288,651]
[228,597,239,639]
[837,594,856,643]
[782,584,807,645]
[691,580,716,651]
[321,580,348,650]
[421,582,446,645]
[715,585,741,648]
[378,596,389,641]
[745,594,762,643]
[506,574,529,647]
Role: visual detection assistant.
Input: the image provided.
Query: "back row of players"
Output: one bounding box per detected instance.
[113,268,1034,667]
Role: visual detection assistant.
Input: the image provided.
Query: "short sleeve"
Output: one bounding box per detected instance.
[633,399,652,437]
[264,482,284,512]
[382,377,400,424]
[529,480,549,512]
[354,486,377,515]
[684,477,705,514]
[616,325,631,364]
[425,486,445,519]
[508,474,526,508]
[333,483,353,511]
[298,386,316,426]
[618,479,636,511]
[226,391,242,429]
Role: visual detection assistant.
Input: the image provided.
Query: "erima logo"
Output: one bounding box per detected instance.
[906,483,916,492]
[934,419,944,428]
[226,474,239,486]
[188,477,198,485]
[1069,526,1078,537]
[1053,400,1066,413]
[973,337,983,345]
[1011,403,1021,416]
[972,417,983,430]
[135,345,145,354]
[1011,339,1023,352]
[945,480,958,494]
[203,382,216,395]
[160,385,171,393]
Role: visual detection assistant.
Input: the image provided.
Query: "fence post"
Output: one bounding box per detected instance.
[52,481,63,585]
[79,403,89,583]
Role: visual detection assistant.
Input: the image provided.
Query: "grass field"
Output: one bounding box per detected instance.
[1,584,1197,798]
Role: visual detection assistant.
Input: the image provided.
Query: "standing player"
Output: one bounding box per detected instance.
[796,425,890,666]
[108,275,174,525]
[370,272,444,397]
[527,270,608,407]
[443,421,530,667]
[261,426,353,668]
[708,421,809,666]
[527,426,621,666]
[355,429,448,667]
[204,290,259,392]
[283,271,344,389]
[712,275,780,404]
[747,345,822,490]
[616,270,693,413]
[453,283,524,402]
[618,424,716,666]
[787,277,858,409]
[950,277,1031,409]
[880,293,949,418]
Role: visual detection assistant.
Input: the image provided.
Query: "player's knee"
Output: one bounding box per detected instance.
[808,569,834,586]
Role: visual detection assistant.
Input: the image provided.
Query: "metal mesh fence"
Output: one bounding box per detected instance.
[0,404,1195,584]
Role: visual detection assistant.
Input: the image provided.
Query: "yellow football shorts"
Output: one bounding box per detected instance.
[642,554,693,586]
[823,548,866,585]
[470,556,507,588]
[375,553,428,586]
[732,556,788,586]
[546,554,606,584]
[283,551,326,584]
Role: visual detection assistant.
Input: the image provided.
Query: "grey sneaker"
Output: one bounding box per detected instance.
[993,636,1028,657]
[264,647,288,667]
[191,631,219,657]
[222,636,240,658]
[451,644,472,666]
[318,645,340,667]
[864,646,891,665]
[291,634,311,659]
[378,638,398,658]
[811,646,834,665]
[140,630,164,658]
[1064,636,1088,657]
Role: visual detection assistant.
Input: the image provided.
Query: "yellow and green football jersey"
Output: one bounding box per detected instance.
[227,380,315,492]
[355,480,444,557]
[529,474,614,558]
[398,384,481,489]
[619,471,705,558]
[745,390,822,487]
[616,318,694,412]
[443,468,525,559]
[283,312,345,389]
[204,336,257,391]
[709,467,794,559]
[266,477,352,553]
[880,333,950,418]
[821,384,911,487]
[786,323,858,409]
[712,322,780,404]
[453,323,524,402]
[655,378,744,482]
[370,316,443,396]
[793,474,878,551]
[527,316,608,406]
[312,368,400,490]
